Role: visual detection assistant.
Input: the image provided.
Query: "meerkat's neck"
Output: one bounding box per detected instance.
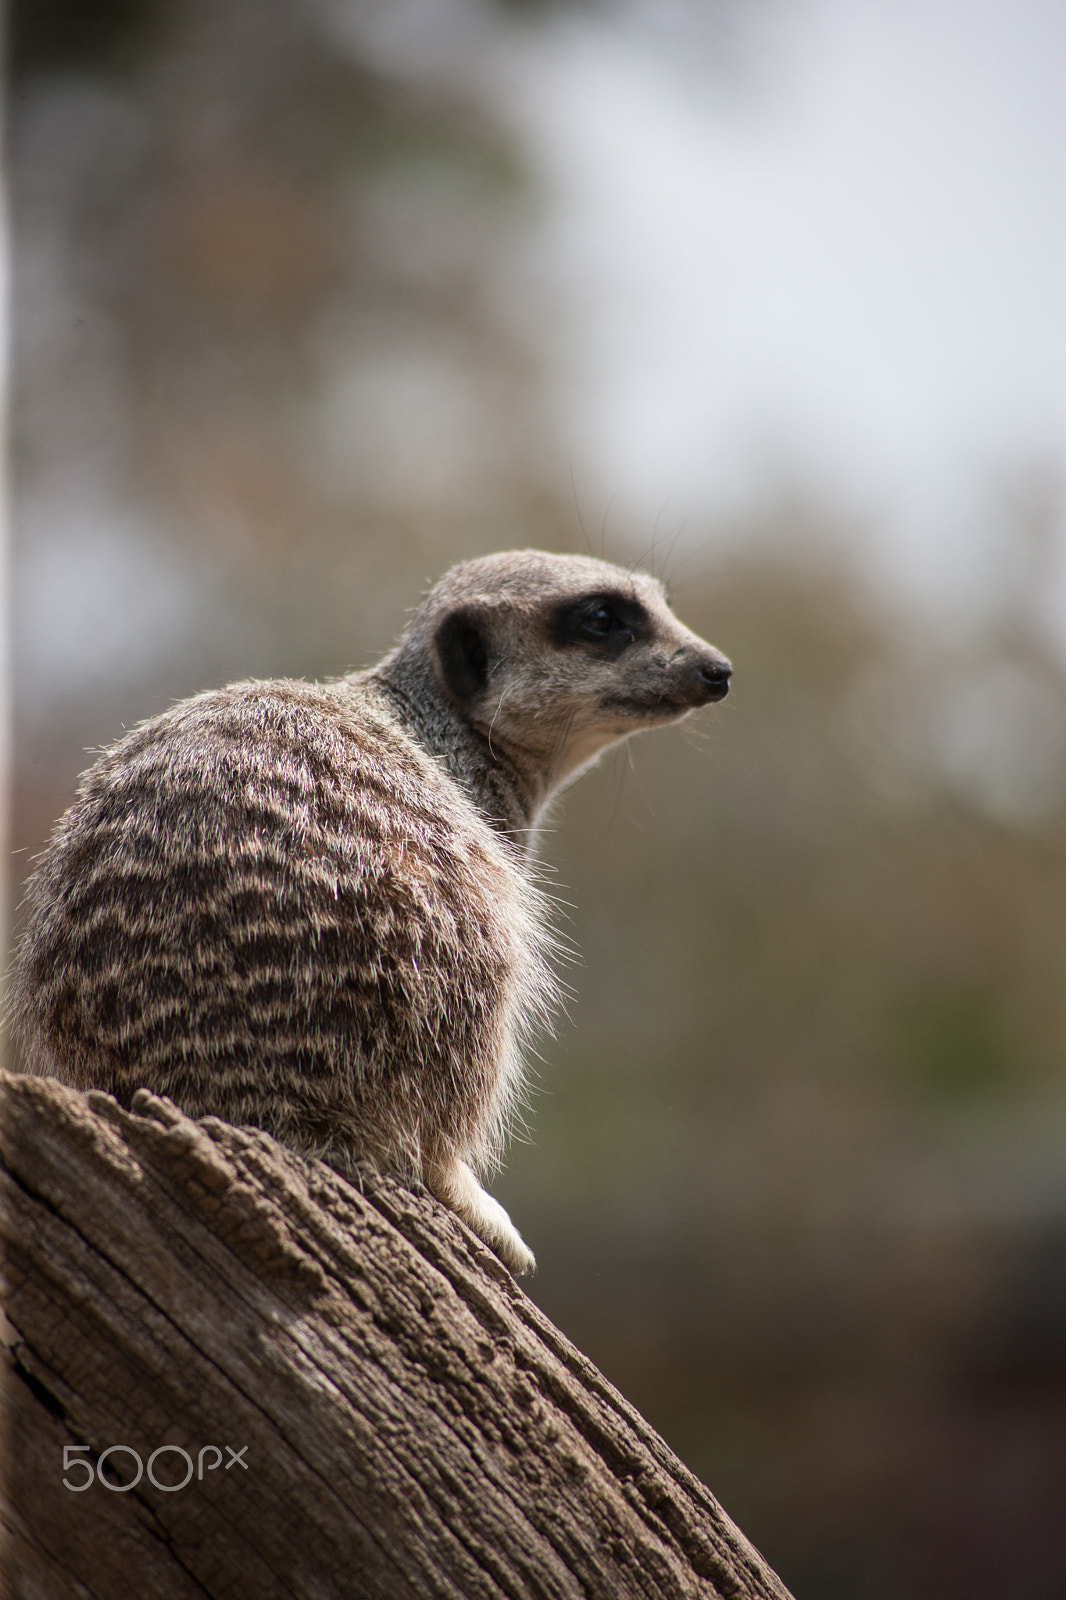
[358,653,543,853]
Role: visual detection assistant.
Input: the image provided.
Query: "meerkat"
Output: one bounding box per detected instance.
[9,550,731,1274]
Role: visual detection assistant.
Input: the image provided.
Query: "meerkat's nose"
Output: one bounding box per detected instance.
[698,654,732,702]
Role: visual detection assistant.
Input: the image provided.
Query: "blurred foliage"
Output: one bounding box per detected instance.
[10,0,172,80]
[9,2,1066,1596]
[11,0,563,768]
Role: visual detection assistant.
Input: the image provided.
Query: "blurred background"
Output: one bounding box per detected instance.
[8,0,1066,1594]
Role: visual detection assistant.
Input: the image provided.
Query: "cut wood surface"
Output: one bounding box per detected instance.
[1,1070,794,1600]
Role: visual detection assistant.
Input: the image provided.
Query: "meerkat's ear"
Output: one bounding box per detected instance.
[434,605,491,704]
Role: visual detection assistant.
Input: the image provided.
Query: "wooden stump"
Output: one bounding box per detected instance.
[1,1070,793,1599]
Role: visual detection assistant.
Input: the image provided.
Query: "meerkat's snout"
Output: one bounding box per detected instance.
[697,652,733,702]
[662,644,732,709]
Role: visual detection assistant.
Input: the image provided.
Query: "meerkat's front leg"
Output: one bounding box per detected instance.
[427,1157,536,1276]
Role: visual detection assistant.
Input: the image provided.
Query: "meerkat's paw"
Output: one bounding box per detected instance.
[427,1157,536,1276]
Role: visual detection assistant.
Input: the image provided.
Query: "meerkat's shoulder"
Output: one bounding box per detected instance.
[79,672,521,867]
[89,674,413,767]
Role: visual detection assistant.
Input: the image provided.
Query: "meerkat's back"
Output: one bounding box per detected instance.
[14,678,548,1177]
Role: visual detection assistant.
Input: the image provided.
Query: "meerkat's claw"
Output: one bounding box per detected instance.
[428,1158,536,1276]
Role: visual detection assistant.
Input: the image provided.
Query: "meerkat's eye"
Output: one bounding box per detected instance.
[551,592,646,652]
[581,604,616,635]
[577,601,634,643]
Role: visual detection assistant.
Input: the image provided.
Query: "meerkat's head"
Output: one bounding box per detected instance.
[400,549,731,813]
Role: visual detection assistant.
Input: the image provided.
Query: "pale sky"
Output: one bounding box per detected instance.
[13,0,1066,724]
[501,0,1066,611]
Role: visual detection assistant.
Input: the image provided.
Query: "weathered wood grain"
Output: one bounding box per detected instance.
[1,1071,793,1600]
